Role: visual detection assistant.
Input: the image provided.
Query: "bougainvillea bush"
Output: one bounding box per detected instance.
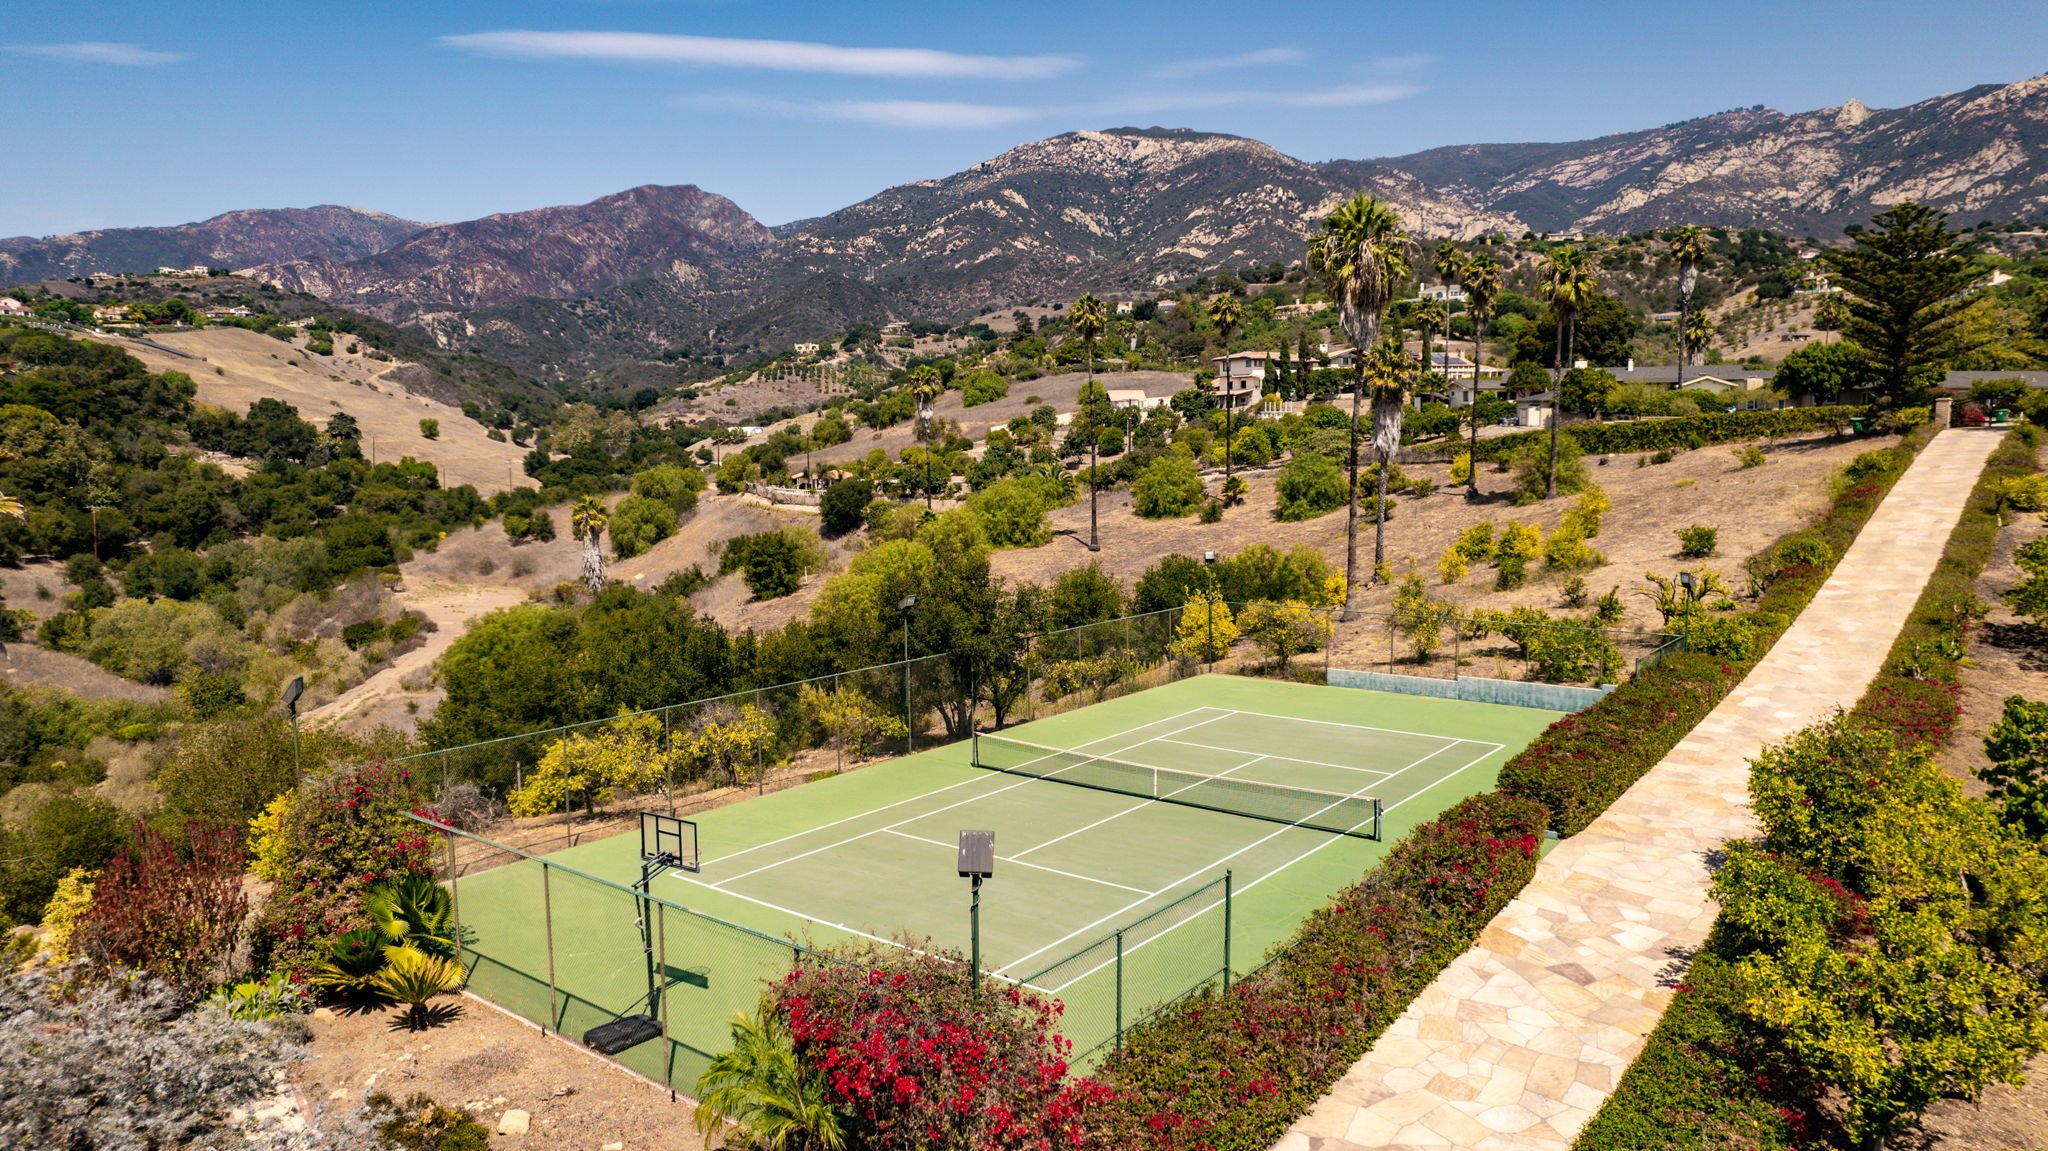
[251,758,436,981]
[765,942,1111,1150]
[1080,793,1545,1150]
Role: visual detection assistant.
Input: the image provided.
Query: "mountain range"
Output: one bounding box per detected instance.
[6,72,2046,382]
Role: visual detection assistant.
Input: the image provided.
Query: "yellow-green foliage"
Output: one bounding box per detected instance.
[1998,473,2048,512]
[1453,523,1496,562]
[1497,521,1543,565]
[1437,548,1468,585]
[37,868,96,963]
[681,704,778,787]
[247,793,294,882]
[1544,530,1606,572]
[1560,486,1609,539]
[1449,453,1473,485]
[1237,600,1333,667]
[1172,593,1238,662]
[798,683,907,766]
[508,713,669,817]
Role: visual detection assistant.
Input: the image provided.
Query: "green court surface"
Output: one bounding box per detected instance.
[444,675,1561,1091]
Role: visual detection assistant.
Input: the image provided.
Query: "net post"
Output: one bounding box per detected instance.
[1114,928,1124,1050]
[1222,870,1233,994]
[1373,797,1385,842]
[970,732,980,769]
[542,861,560,1032]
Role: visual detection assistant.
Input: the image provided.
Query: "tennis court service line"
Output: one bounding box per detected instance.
[881,828,1155,895]
[707,709,1240,888]
[1152,735,1408,779]
[1006,749,1274,861]
[1218,708,1483,741]
[700,705,1222,870]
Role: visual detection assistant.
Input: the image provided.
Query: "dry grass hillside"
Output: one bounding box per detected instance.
[99,326,535,494]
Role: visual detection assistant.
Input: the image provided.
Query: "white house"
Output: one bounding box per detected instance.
[1419,283,1466,303]
[203,305,254,320]
[1114,301,1134,315]
[1211,351,1275,382]
[792,342,820,356]
[0,297,29,317]
[881,321,911,337]
[1515,391,1554,428]
[1106,388,1166,411]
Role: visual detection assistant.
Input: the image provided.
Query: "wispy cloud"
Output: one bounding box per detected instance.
[5,41,184,66]
[1145,47,1306,81]
[695,79,1419,131]
[442,30,1075,80]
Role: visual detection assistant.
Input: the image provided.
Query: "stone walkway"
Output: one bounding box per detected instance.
[1276,428,2005,1151]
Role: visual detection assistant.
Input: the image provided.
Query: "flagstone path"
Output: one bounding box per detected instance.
[1276,427,2006,1151]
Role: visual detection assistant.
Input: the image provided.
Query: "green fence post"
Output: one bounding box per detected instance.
[543,862,560,1033]
[658,903,673,1099]
[1114,929,1124,1050]
[1222,870,1233,994]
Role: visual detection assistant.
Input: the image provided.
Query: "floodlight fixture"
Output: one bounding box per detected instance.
[959,829,995,996]
[899,595,918,611]
[280,675,305,716]
[1678,571,1698,596]
[1203,550,1217,565]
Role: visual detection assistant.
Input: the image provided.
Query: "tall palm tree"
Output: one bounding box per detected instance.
[1307,195,1411,606]
[1433,240,1464,293]
[907,364,942,509]
[1538,247,1599,499]
[1682,311,1716,369]
[1667,225,1712,387]
[1360,336,1413,575]
[1461,255,1502,499]
[571,496,609,593]
[1813,291,1846,344]
[695,1010,846,1151]
[1206,294,1244,484]
[1069,294,1109,549]
[1413,297,1449,386]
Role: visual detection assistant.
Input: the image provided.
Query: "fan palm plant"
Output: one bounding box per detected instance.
[1206,294,1244,484]
[1683,311,1717,368]
[1307,195,1412,605]
[571,496,609,593]
[1412,297,1449,384]
[364,874,457,960]
[370,946,467,1031]
[311,925,388,996]
[1667,225,1712,386]
[1359,336,1414,573]
[694,1009,846,1151]
[1461,255,1502,498]
[1539,246,1600,499]
[1069,293,1109,549]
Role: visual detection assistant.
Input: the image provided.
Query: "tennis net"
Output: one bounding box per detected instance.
[970,732,1383,840]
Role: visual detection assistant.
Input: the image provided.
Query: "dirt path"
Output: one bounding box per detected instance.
[310,581,525,734]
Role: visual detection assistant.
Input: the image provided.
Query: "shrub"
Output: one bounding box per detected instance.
[1445,406,1869,463]
[1983,695,2048,837]
[1171,593,1237,663]
[967,476,1055,547]
[1274,453,1347,521]
[1997,472,2048,511]
[76,821,247,999]
[1436,547,1467,585]
[768,942,1110,1151]
[366,1093,494,1151]
[0,788,126,924]
[418,417,439,440]
[1676,524,1719,558]
[36,868,95,964]
[1735,443,1768,468]
[608,494,678,559]
[1453,523,1495,561]
[508,713,667,817]
[720,526,829,598]
[960,368,1010,406]
[1494,552,1528,590]
[820,476,874,535]
[1509,432,1589,504]
[1238,600,1333,669]
[252,760,435,980]
[1561,575,1589,608]
[1525,620,1620,684]
[1083,793,1544,1149]
[1543,529,1604,572]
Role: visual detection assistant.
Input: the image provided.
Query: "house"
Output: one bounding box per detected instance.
[1515,392,1554,428]
[1114,301,1133,315]
[792,342,820,356]
[881,321,911,337]
[1210,353,1268,412]
[1106,388,1166,411]
[1650,311,1681,324]
[0,297,29,317]
[1320,345,1357,370]
[1273,302,1319,318]
[1419,282,1466,303]
[1155,300,1178,314]
[1605,365,1773,393]
[1211,351,1276,382]
[1426,351,1505,382]
[92,304,134,324]
[203,305,254,320]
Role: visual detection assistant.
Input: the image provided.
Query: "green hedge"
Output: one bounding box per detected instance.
[1080,793,1546,1150]
[1497,423,1937,835]
[1577,425,2038,1151]
[1439,406,1871,462]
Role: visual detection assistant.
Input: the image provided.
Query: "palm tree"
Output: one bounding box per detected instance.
[1538,247,1599,499]
[908,364,942,510]
[1307,195,1411,606]
[1461,255,1503,499]
[1813,291,1846,344]
[572,496,609,593]
[1667,226,1712,387]
[0,491,23,521]
[695,1010,846,1151]
[1360,336,1414,574]
[1682,311,1716,369]
[1412,297,1449,386]
[1069,294,1109,550]
[1433,240,1464,292]
[1206,294,1244,484]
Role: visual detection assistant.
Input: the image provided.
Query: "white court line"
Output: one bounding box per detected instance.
[702,705,1223,868]
[1209,707,1497,743]
[1153,736,1402,778]
[1008,752,1270,861]
[882,829,1154,895]
[1039,740,1505,994]
[711,709,1237,888]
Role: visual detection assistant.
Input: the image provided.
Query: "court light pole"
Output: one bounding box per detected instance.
[281,675,305,782]
[957,830,995,998]
[899,595,917,753]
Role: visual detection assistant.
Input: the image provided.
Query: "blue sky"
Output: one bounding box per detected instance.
[5,0,2046,236]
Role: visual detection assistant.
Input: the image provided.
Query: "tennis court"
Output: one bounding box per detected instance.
[436,674,1561,1090]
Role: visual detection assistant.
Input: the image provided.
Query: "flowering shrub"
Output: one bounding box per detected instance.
[1082,793,1544,1150]
[251,758,435,981]
[767,942,1111,1150]
[76,821,246,998]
